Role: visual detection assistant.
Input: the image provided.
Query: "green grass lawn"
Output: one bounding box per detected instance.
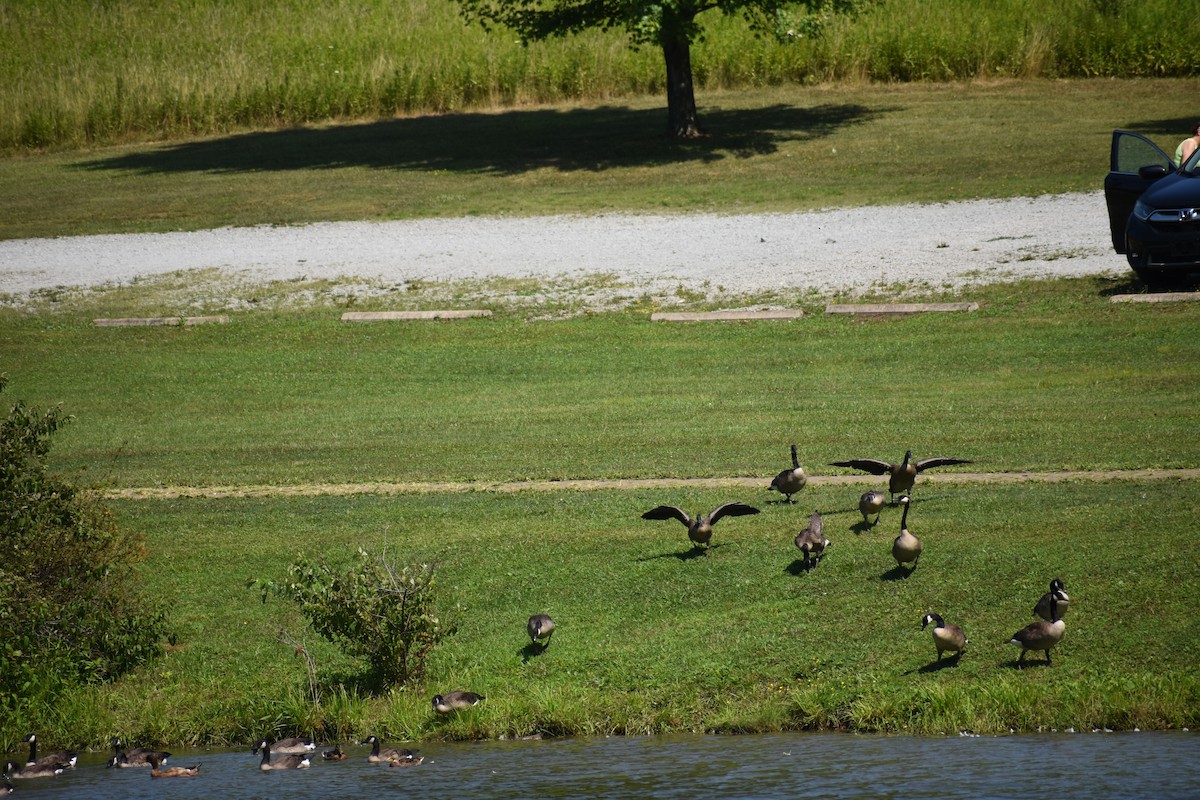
[33,477,1200,748]
[3,75,1200,751]
[2,273,1198,749]
[2,276,1197,491]
[1,78,1198,240]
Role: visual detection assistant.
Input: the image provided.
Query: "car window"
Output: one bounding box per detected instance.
[1183,147,1200,175]
[1112,131,1173,173]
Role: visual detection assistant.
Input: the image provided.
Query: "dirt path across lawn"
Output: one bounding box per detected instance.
[101,468,1200,500]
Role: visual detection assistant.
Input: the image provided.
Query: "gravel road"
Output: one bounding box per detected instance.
[0,191,1123,302]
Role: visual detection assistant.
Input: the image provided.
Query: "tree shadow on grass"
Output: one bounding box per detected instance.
[75,102,890,176]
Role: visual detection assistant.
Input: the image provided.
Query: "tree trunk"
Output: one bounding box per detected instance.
[661,35,701,138]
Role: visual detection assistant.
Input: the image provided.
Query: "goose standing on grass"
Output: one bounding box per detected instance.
[21,734,76,770]
[4,760,65,780]
[1033,578,1070,621]
[891,496,922,571]
[527,613,556,649]
[432,690,485,714]
[254,740,311,771]
[921,612,967,661]
[859,490,886,526]
[794,510,831,571]
[1009,589,1066,667]
[641,502,760,554]
[360,736,422,764]
[830,450,973,501]
[147,754,200,778]
[109,737,170,767]
[768,444,808,503]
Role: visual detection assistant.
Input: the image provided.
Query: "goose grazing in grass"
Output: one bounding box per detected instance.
[830,450,972,500]
[794,510,830,571]
[4,760,65,780]
[858,490,886,526]
[921,612,967,661]
[147,754,200,778]
[432,690,485,714]
[1009,589,1066,667]
[255,740,311,771]
[1033,578,1070,621]
[641,502,760,554]
[891,496,922,571]
[21,734,76,770]
[527,613,556,649]
[360,736,422,765]
[768,444,808,503]
[109,737,170,768]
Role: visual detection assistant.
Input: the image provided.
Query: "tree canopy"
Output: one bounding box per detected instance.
[454,0,876,137]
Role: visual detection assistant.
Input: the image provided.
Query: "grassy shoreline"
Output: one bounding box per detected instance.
[2,275,1198,752]
[3,478,1197,752]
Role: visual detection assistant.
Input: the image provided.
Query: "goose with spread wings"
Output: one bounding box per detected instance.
[641,502,760,554]
[830,450,972,500]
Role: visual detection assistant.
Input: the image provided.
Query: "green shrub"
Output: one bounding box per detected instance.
[252,550,453,690]
[0,375,168,717]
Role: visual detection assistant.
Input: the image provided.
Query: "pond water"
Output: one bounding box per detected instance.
[7,730,1197,799]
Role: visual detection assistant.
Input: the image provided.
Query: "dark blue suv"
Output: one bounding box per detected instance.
[1104,130,1200,283]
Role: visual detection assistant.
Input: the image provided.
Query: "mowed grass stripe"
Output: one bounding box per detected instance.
[101,467,1200,500]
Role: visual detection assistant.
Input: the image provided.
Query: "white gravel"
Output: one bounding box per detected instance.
[0,191,1122,302]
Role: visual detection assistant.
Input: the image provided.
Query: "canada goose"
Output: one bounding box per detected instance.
[0,780,12,794]
[147,754,200,778]
[641,502,760,553]
[830,450,972,500]
[794,510,830,571]
[3,760,65,779]
[255,740,311,771]
[1033,578,1071,621]
[360,735,421,764]
[527,613,556,648]
[321,745,347,761]
[858,490,886,526]
[921,612,967,661]
[390,754,425,767]
[432,690,485,713]
[252,736,315,755]
[768,444,808,503]
[891,496,922,570]
[1009,589,1066,666]
[21,734,76,770]
[109,737,170,767]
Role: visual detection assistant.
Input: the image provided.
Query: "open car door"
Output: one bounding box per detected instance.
[1103,130,1174,253]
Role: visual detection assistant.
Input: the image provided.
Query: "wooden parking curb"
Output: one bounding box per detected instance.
[1109,292,1200,304]
[824,302,979,316]
[341,310,492,321]
[94,316,230,327]
[650,309,805,322]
